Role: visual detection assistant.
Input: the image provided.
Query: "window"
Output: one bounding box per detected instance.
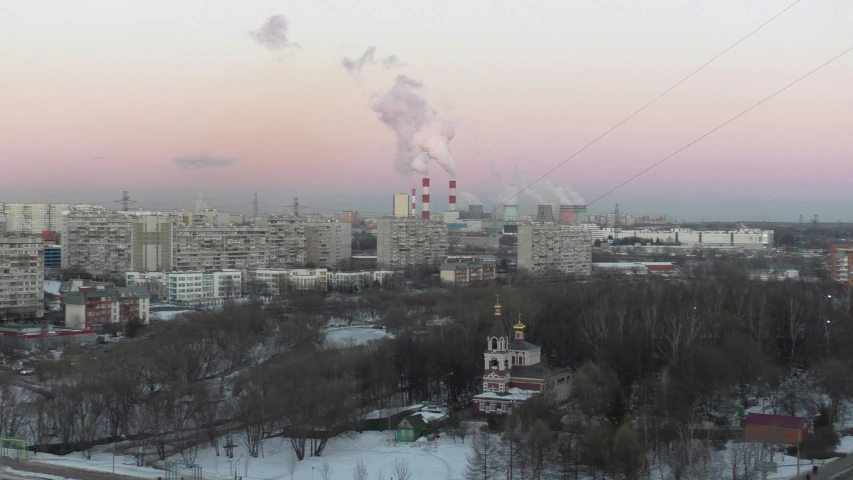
[491,338,497,350]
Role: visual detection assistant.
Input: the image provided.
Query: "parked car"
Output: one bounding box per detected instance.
[19,368,35,376]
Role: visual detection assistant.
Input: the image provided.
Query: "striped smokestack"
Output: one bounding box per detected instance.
[449,180,457,211]
[422,178,430,220]
[411,188,416,217]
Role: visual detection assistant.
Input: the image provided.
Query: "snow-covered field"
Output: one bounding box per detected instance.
[150,309,194,321]
[324,326,392,347]
[18,430,471,480]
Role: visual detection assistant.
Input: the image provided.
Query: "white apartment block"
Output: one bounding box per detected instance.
[326,270,399,291]
[377,217,448,269]
[0,236,44,319]
[251,268,328,294]
[0,203,105,233]
[172,226,269,271]
[126,270,242,306]
[517,225,593,276]
[306,221,352,268]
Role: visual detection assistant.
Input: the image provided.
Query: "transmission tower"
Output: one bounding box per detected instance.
[812,214,819,224]
[253,193,259,218]
[121,191,130,211]
[293,197,299,216]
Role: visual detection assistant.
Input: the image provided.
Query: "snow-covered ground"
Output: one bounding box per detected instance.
[324,326,392,347]
[15,430,473,480]
[186,430,469,480]
[150,309,194,321]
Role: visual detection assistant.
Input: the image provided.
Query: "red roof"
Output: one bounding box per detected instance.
[744,413,807,430]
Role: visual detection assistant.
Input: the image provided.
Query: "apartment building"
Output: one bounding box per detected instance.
[0,236,44,319]
[61,280,150,329]
[326,270,401,292]
[439,261,497,287]
[266,216,307,267]
[377,217,448,269]
[830,244,853,286]
[61,212,137,277]
[0,203,105,233]
[126,270,242,305]
[306,221,352,268]
[251,268,328,294]
[517,225,593,276]
[172,225,269,271]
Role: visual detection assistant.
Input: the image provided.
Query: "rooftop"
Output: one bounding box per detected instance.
[744,413,807,430]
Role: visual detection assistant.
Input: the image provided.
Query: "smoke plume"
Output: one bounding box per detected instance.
[372,75,457,177]
[342,46,404,75]
[172,154,238,170]
[457,191,483,209]
[250,15,295,51]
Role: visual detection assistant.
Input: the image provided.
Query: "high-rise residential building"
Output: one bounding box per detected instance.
[377,217,448,269]
[172,225,269,271]
[306,221,352,268]
[130,215,174,272]
[393,194,411,218]
[830,244,853,286]
[62,212,136,277]
[342,211,359,224]
[0,203,105,233]
[517,225,592,276]
[0,236,44,319]
[267,216,307,268]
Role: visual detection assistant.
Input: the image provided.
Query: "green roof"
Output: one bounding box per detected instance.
[64,292,86,305]
[118,286,151,299]
[489,318,507,338]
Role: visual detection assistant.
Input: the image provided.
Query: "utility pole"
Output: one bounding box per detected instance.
[293,197,299,216]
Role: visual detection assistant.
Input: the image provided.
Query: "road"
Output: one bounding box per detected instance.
[0,457,148,480]
[790,454,853,480]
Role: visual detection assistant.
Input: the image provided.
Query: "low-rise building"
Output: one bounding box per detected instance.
[125,270,242,306]
[0,236,44,320]
[61,280,150,329]
[439,261,497,286]
[251,268,328,294]
[326,270,402,292]
[0,324,98,351]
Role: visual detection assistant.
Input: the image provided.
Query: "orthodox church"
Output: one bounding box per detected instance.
[472,296,572,415]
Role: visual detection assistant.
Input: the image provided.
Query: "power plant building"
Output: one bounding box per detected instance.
[377,217,448,269]
[517,225,593,277]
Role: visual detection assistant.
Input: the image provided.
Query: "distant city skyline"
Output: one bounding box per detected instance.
[1,0,851,221]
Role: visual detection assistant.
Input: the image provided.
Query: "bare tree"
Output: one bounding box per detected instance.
[393,459,412,480]
[321,460,333,480]
[284,450,298,480]
[353,459,369,480]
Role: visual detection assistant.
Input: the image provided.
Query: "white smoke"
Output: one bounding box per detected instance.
[490,174,585,209]
[342,46,405,76]
[249,15,295,51]
[457,191,483,209]
[533,180,585,205]
[372,75,457,178]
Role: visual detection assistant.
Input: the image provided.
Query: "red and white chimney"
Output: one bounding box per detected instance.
[449,180,457,212]
[411,188,416,217]
[421,178,430,220]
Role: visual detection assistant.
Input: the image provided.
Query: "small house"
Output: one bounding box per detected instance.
[743,413,808,445]
[396,414,429,442]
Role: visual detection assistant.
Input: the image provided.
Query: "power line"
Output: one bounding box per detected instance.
[587,43,853,206]
[492,0,803,210]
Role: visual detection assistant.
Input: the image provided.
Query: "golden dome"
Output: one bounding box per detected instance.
[513,313,526,331]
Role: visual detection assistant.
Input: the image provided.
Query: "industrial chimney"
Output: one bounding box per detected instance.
[449,180,457,212]
[422,178,430,220]
[411,188,416,217]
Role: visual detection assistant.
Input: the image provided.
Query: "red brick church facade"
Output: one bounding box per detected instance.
[472,297,572,415]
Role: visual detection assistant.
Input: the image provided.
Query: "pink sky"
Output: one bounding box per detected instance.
[0,0,851,219]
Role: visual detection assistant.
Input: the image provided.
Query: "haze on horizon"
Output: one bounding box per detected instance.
[1,0,851,222]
